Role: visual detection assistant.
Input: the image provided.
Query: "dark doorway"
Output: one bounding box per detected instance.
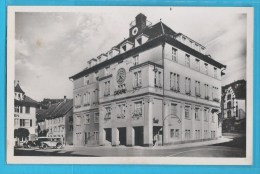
[104,128,112,143]
[153,126,162,145]
[134,126,144,146]
[118,127,126,145]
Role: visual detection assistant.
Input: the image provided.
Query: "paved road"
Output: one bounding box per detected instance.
[14,144,245,157]
[14,135,246,157]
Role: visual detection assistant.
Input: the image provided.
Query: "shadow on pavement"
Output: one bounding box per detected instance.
[210,135,246,150]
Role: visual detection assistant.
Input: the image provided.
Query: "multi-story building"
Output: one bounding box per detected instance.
[70,13,226,147]
[14,81,38,142]
[222,80,246,132]
[44,97,74,145]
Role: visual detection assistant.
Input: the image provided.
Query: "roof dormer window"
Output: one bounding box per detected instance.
[137,38,142,45]
[122,45,127,52]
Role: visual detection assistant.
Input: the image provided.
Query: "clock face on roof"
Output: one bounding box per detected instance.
[116,68,126,84]
[132,27,138,36]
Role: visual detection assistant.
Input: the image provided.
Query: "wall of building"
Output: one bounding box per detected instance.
[14,106,36,140]
[237,99,246,120]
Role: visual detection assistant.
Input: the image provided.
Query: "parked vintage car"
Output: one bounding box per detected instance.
[37,137,63,149]
[23,141,38,148]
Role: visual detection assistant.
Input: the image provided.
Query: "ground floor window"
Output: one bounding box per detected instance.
[170,129,180,139]
[185,129,191,140]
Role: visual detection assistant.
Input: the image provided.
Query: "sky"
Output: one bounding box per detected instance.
[14,7,248,101]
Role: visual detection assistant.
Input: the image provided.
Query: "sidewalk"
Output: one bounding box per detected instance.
[64,137,232,151]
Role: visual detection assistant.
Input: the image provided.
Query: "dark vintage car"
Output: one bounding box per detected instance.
[23,141,38,148]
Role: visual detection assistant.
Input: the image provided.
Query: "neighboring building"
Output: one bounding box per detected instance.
[222,80,246,132]
[36,108,48,137]
[44,97,74,145]
[14,81,38,142]
[69,13,226,147]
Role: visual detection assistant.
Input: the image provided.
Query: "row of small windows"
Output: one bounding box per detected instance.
[104,101,143,120]
[48,126,65,133]
[171,129,215,140]
[14,118,32,127]
[46,117,65,125]
[75,113,99,125]
[171,47,218,78]
[75,90,98,107]
[14,106,31,114]
[169,72,219,101]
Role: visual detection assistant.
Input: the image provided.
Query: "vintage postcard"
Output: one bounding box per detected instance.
[6,6,253,165]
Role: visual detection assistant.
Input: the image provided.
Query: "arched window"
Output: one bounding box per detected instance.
[227,94,231,100]
[227,101,232,109]
[227,110,232,118]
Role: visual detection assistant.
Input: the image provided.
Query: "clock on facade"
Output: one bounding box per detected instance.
[132,27,138,36]
[116,68,126,84]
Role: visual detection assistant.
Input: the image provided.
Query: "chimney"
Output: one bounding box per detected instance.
[129,13,147,37]
[64,96,67,102]
[135,13,147,31]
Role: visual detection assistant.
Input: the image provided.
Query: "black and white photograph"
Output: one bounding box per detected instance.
[6,6,253,164]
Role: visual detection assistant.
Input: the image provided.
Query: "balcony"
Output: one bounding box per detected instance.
[205,96,209,100]
[185,91,191,96]
[195,93,201,98]
[170,87,180,93]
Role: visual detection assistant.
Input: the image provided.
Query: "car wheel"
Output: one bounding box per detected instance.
[42,144,48,149]
[56,143,62,149]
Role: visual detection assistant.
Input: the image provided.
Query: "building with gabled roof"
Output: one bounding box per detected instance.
[222,80,246,132]
[14,81,38,144]
[70,13,226,147]
[44,97,73,145]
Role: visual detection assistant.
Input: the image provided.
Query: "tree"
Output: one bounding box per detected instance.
[14,128,30,140]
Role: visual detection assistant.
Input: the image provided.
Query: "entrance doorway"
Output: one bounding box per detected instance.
[104,128,112,144]
[153,126,162,146]
[118,127,126,145]
[134,126,144,146]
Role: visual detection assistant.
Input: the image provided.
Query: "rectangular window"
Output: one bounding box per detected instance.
[30,119,32,127]
[25,107,30,114]
[170,103,177,116]
[154,71,162,87]
[133,71,142,88]
[185,106,190,119]
[185,54,190,67]
[185,77,191,94]
[195,59,200,71]
[204,109,208,121]
[204,63,208,74]
[76,116,81,125]
[84,114,90,124]
[195,108,200,121]
[104,81,110,96]
[117,103,126,118]
[134,101,142,116]
[170,129,175,138]
[212,115,215,123]
[84,75,89,85]
[105,107,111,120]
[133,55,139,65]
[14,106,19,113]
[19,106,23,113]
[214,67,217,78]
[172,48,178,62]
[205,84,209,99]
[195,81,200,97]
[94,113,99,123]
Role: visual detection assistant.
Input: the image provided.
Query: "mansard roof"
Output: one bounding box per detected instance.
[70,20,226,80]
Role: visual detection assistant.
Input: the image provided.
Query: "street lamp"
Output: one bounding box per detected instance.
[162,114,181,146]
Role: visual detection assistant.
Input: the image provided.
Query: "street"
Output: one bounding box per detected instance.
[14,135,246,157]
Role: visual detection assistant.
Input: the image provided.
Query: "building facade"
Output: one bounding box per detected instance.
[44,97,74,145]
[70,13,226,147]
[14,81,37,143]
[222,80,246,132]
